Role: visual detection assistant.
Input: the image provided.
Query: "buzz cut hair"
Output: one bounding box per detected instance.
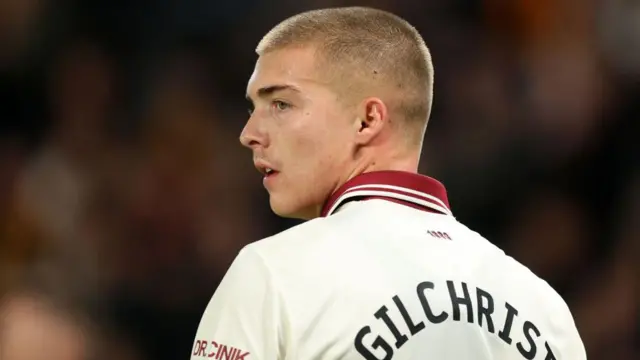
[256,7,434,144]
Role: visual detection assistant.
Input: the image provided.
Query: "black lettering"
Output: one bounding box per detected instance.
[374,305,408,349]
[544,342,557,360]
[447,281,473,323]
[416,282,448,323]
[498,302,519,344]
[354,326,394,360]
[476,287,495,333]
[392,295,425,336]
[516,320,541,359]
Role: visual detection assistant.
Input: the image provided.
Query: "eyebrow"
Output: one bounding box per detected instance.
[246,84,300,102]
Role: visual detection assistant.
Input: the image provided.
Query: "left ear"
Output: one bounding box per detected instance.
[354,97,388,145]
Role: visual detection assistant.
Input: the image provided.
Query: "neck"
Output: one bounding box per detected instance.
[348,157,418,180]
[310,149,420,218]
[348,144,420,181]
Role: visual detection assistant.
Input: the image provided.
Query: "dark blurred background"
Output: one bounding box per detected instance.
[0,0,637,359]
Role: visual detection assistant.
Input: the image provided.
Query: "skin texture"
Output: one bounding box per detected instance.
[241,46,419,220]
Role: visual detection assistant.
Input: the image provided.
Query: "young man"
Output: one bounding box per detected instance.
[190,7,586,360]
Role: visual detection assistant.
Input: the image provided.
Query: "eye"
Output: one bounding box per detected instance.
[271,100,291,111]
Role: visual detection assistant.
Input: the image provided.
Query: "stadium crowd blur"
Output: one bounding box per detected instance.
[0,0,637,359]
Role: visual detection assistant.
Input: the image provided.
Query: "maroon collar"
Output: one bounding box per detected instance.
[320,171,452,217]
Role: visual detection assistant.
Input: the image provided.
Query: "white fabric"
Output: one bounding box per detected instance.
[191,199,585,360]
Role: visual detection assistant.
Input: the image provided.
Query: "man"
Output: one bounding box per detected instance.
[190,7,586,360]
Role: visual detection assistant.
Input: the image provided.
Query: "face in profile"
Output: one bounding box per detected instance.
[241,46,356,219]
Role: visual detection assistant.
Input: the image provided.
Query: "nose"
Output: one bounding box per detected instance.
[239,117,265,149]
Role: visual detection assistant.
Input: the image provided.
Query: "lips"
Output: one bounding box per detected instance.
[256,164,279,189]
[254,160,279,177]
[264,169,279,181]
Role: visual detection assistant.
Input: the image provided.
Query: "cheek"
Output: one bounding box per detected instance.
[281,110,351,180]
[290,134,325,171]
[292,134,345,183]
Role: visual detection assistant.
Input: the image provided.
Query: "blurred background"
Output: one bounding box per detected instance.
[0,0,637,359]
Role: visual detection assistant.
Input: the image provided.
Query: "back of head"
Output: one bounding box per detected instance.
[257,7,434,145]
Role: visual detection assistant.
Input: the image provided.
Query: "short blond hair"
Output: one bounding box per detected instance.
[257,7,434,143]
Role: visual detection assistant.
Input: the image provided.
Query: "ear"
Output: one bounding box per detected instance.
[354,97,388,146]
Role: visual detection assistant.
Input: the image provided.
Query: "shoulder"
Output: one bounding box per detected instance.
[239,212,358,276]
[248,212,353,255]
[454,224,576,313]
[487,242,580,333]
[528,272,578,324]
[526,274,585,356]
